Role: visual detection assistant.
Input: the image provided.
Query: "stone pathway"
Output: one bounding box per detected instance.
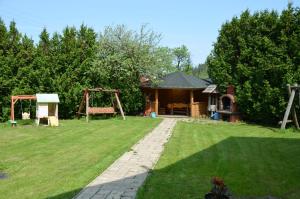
[74,118,177,199]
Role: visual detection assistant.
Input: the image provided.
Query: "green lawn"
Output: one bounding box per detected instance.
[137,121,300,199]
[0,117,161,199]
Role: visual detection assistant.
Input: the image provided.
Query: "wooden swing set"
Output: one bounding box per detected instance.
[280,84,300,130]
[77,88,125,121]
[10,95,36,124]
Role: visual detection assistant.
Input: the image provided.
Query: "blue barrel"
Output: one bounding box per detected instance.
[151,112,157,118]
[213,112,220,120]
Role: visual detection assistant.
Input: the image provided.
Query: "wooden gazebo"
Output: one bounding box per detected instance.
[141,72,215,117]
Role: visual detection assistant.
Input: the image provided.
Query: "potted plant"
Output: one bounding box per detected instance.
[205,177,232,199]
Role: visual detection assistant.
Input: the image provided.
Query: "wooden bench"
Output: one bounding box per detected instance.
[167,103,189,115]
[88,107,116,115]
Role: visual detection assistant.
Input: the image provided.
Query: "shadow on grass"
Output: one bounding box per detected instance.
[46,137,300,199]
[240,120,300,133]
[45,173,148,199]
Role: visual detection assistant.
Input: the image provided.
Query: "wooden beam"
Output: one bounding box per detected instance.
[86,91,89,122]
[77,89,88,119]
[281,88,296,129]
[11,95,36,101]
[10,95,37,123]
[190,90,194,117]
[288,84,299,129]
[155,89,158,115]
[12,99,18,105]
[86,88,119,92]
[115,92,125,120]
[10,97,15,122]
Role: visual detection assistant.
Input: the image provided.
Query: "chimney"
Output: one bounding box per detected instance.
[227,85,235,95]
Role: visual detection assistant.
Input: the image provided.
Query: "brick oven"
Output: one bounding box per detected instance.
[218,85,240,122]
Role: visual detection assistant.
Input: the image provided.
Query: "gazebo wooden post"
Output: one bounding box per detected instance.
[86,91,89,122]
[155,89,158,115]
[190,90,194,117]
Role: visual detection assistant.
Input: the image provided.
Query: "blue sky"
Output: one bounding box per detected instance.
[0,0,298,64]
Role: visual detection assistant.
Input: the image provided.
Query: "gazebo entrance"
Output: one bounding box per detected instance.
[143,88,209,117]
[157,89,191,115]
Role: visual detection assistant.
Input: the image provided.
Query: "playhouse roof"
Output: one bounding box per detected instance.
[202,84,219,93]
[36,94,60,103]
[142,71,210,89]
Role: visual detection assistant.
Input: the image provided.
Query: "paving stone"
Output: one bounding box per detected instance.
[93,189,111,199]
[73,118,177,199]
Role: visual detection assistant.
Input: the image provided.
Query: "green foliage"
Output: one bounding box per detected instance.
[0,22,99,120]
[192,63,209,78]
[173,45,193,73]
[0,21,177,120]
[207,4,300,124]
[90,25,175,113]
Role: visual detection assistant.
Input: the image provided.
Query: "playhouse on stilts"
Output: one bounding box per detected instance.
[10,93,60,126]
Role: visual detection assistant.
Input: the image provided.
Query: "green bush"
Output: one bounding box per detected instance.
[0,21,175,121]
[207,4,300,124]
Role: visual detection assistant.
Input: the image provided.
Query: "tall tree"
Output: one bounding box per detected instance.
[92,25,174,113]
[0,19,9,120]
[207,4,300,124]
[192,63,208,78]
[56,25,97,118]
[0,20,179,120]
[14,35,36,94]
[173,45,192,72]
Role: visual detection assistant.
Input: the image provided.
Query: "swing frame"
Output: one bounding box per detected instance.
[10,95,37,123]
[280,83,300,130]
[77,88,125,121]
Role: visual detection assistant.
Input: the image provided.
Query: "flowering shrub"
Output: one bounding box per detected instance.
[205,177,232,199]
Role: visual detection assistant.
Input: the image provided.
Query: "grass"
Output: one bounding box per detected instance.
[0,116,161,199]
[137,121,300,199]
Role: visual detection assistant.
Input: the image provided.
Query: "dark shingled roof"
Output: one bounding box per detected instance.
[142,72,210,89]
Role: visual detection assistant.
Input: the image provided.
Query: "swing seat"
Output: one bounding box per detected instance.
[88,107,115,115]
[22,112,30,120]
